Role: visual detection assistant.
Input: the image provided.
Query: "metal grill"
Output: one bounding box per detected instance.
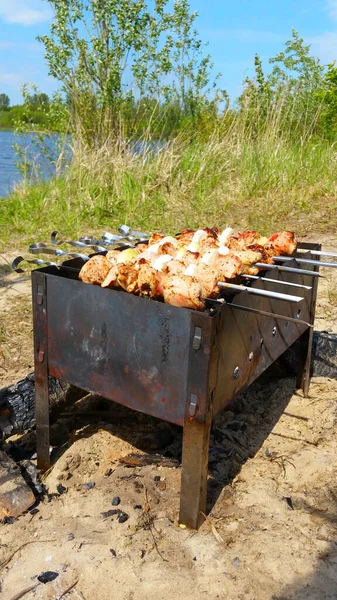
[30,238,322,529]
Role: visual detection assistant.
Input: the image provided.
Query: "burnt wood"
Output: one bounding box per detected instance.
[0,374,85,441]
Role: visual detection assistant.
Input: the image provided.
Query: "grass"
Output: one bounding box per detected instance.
[1,114,337,249]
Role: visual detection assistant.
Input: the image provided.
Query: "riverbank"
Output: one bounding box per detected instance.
[1,135,337,249]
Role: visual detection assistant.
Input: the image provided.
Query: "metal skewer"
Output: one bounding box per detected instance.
[229,303,313,328]
[243,274,312,290]
[29,243,90,260]
[296,249,337,258]
[118,224,150,239]
[272,256,337,269]
[202,298,312,327]
[217,282,303,303]
[12,256,81,273]
[255,263,322,277]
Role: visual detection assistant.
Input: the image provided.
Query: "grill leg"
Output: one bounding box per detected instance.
[32,272,51,472]
[179,413,212,529]
[296,328,313,397]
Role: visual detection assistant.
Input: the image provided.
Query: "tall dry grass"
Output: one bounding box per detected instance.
[2,97,337,248]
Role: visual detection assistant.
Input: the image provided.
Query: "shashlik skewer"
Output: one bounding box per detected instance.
[217,282,303,303]
[254,263,322,277]
[296,249,337,258]
[243,274,312,290]
[228,303,313,328]
[272,256,337,269]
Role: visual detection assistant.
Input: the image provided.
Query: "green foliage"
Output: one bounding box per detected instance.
[38,0,219,145]
[239,30,327,141]
[0,93,10,109]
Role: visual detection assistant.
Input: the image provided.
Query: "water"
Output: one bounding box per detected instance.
[0,131,64,198]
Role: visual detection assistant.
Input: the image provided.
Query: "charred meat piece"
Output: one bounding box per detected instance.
[227,231,268,251]
[79,255,111,286]
[162,275,204,310]
[174,229,196,248]
[268,231,297,256]
[138,263,164,298]
[148,233,165,246]
[116,262,140,294]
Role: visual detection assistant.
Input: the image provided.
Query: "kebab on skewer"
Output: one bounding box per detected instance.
[79,227,297,309]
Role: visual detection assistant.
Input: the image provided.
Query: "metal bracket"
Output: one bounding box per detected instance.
[188,393,197,417]
[192,326,202,351]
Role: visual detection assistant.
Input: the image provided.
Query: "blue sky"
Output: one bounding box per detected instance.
[1,0,337,104]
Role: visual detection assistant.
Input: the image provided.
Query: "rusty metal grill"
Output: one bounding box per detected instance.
[32,241,320,529]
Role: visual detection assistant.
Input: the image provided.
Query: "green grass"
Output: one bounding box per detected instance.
[1,127,337,250]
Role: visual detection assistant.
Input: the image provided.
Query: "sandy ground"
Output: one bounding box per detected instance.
[0,234,337,600]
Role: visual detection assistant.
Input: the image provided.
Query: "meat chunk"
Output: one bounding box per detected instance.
[115,262,140,294]
[138,263,164,298]
[268,231,297,256]
[227,231,268,251]
[79,255,111,286]
[101,264,119,288]
[194,263,220,298]
[213,252,244,281]
[162,275,204,310]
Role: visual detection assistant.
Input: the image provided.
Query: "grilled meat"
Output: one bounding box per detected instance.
[79,255,111,286]
[138,263,164,298]
[268,231,297,256]
[101,264,119,288]
[227,231,269,251]
[162,275,204,310]
[79,226,297,311]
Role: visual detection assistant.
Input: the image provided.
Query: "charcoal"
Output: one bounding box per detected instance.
[101,509,120,519]
[57,484,67,495]
[0,516,16,525]
[111,496,121,506]
[37,571,59,584]
[118,512,129,523]
[283,496,294,510]
[110,548,117,557]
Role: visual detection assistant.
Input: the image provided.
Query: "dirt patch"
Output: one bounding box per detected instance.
[0,234,337,600]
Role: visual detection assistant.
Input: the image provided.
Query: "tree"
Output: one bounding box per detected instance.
[0,93,10,109]
[28,92,50,107]
[239,30,326,140]
[38,0,218,145]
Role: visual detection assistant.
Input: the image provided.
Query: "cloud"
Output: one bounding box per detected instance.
[0,0,52,26]
[0,67,24,88]
[327,0,337,20]
[309,31,337,63]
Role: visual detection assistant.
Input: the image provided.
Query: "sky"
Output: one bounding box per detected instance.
[1,0,337,105]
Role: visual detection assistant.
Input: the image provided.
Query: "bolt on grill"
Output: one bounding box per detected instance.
[31,239,322,529]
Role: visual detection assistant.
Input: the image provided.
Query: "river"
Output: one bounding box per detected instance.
[0,130,64,198]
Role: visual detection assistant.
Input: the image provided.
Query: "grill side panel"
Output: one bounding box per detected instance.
[213,263,315,416]
[45,275,193,426]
